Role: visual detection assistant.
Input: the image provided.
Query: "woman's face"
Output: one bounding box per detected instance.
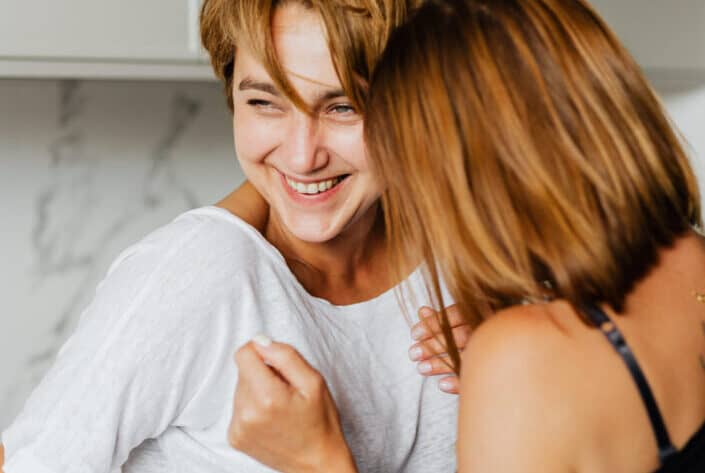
[231,3,381,243]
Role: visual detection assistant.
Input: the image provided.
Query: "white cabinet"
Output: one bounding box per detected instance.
[0,0,214,81]
[589,0,705,73]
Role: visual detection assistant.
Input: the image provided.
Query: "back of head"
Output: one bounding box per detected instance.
[367,0,702,337]
[200,0,422,112]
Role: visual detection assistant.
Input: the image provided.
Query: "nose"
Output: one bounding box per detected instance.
[280,112,329,175]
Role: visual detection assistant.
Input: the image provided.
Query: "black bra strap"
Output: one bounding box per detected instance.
[581,303,678,465]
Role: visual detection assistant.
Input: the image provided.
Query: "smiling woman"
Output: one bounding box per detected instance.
[0,1,466,472]
[207,0,705,472]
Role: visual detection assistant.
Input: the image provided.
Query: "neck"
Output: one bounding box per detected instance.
[624,229,705,313]
[264,204,390,303]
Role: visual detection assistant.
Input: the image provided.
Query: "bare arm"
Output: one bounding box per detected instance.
[216,181,269,232]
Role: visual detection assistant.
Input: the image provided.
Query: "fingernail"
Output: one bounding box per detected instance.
[411,326,426,340]
[439,379,453,392]
[417,362,432,374]
[419,307,434,318]
[253,334,272,347]
[409,345,423,361]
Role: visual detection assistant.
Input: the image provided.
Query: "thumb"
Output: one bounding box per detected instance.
[234,341,289,398]
[251,335,324,398]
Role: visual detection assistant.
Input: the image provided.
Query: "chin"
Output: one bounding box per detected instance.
[283,215,345,243]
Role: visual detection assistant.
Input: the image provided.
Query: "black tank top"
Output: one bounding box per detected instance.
[581,304,705,472]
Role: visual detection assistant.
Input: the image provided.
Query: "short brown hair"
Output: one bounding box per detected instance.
[367,0,702,370]
[200,0,420,112]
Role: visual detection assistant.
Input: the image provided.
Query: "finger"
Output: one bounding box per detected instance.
[419,304,465,323]
[438,376,460,394]
[234,342,290,400]
[417,355,455,377]
[409,325,472,361]
[412,305,468,340]
[251,336,324,399]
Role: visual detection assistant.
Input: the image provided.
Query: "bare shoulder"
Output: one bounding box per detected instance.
[457,301,588,472]
[461,300,582,386]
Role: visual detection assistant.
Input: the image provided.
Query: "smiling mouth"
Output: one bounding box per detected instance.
[284,174,351,195]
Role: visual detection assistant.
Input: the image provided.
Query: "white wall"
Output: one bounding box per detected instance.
[655,79,705,202]
[0,75,703,433]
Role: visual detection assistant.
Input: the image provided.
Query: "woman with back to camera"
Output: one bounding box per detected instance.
[0,1,470,472]
[225,0,705,471]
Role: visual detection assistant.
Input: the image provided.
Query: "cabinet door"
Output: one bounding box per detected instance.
[0,0,202,61]
[590,0,705,70]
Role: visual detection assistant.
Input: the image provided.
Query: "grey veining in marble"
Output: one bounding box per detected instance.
[0,79,242,430]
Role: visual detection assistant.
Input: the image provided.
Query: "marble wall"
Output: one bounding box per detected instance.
[0,79,243,429]
[0,75,704,442]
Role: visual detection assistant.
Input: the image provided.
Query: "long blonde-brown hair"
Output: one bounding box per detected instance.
[200,0,420,113]
[366,0,702,372]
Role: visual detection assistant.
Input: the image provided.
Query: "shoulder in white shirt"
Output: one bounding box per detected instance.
[2,206,457,473]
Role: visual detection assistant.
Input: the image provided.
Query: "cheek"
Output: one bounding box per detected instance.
[328,125,370,171]
[233,111,278,165]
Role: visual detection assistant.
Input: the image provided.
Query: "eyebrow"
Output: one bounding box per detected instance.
[315,89,346,103]
[238,77,347,106]
[238,78,280,96]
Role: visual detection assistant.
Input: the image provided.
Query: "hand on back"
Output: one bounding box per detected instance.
[409,304,473,394]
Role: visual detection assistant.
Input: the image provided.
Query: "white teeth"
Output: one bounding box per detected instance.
[286,176,344,195]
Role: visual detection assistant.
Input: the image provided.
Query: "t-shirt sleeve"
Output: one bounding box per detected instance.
[2,219,229,473]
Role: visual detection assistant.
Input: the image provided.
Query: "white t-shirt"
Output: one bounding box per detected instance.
[2,206,457,473]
